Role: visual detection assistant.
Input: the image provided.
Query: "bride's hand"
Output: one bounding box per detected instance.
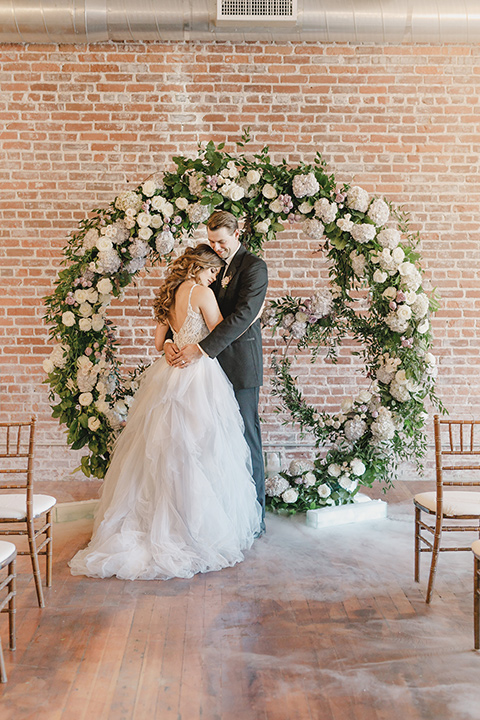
[164,341,180,366]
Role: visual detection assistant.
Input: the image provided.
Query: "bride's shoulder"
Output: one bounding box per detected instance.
[191,284,216,308]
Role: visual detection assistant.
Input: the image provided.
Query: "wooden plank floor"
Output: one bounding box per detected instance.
[0,481,479,720]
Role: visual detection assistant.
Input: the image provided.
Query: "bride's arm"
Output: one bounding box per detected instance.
[197,286,223,332]
[155,322,169,352]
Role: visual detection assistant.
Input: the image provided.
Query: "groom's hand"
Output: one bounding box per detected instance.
[175,344,203,367]
[164,341,181,366]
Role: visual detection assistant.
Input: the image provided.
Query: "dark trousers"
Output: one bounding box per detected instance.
[234,386,265,524]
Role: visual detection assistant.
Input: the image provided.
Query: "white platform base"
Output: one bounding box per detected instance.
[53,499,99,523]
[306,493,387,529]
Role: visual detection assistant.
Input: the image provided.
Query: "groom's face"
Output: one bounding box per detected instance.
[207,226,240,261]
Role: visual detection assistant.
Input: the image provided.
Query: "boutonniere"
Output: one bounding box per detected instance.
[221,275,231,289]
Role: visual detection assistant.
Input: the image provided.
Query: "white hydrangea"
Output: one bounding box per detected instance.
[187,202,211,225]
[96,249,121,275]
[367,198,390,226]
[290,321,307,339]
[292,172,320,198]
[115,191,143,213]
[289,459,314,475]
[385,312,409,334]
[351,223,376,244]
[314,198,338,224]
[346,186,369,212]
[126,257,147,274]
[129,239,149,258]
[371,407,396,441]
[265,474,290,497]
[350,251,366,277]
[377,228,401,250]
[302,218,324,240]
[83,228,100,250]
[390,379,411,402]
[344,417,367,442]
[188,172,204,196]
[411,293,429,319]
[308,289,333,318]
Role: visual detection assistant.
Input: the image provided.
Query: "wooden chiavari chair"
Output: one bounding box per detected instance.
[0,541,16,682]
[0,417,56,608]
[414,415,480,603]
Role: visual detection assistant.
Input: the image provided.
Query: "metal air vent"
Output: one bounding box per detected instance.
[216,0,297,23]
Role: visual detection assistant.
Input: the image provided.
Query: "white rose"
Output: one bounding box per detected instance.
[95,398,109,414]
[395,369,408,385]
[255,220,271,234]
[138,226,153,240]
[162,201,174,218]
[350,458,366,476]
[229,185,245,201]
[88,416,101,431]
[175,197,189,210]
[97,278,113,294]
[136,212,152,227]
[357,390,372,403]
[114,399,127,414]
[417,319,430,334]
[424,352,436,365]
[373,269,388,284]
[141,179,157,197]
[150,215,163,230]
[295,311,308,323]
[96,236,113,252]
[79,392,93,407]
[85,288,98,304]
[382,287,397,300]
[74,289,88,303]
[42,358,54,374]
[91,314,105,332]
[328,463,342,478]
[269,199,283,214]
[298,201,312,214]
[303,472,316,488]
[262,184,277,199]
[341,397,354,413]
[396,304,412,321]
[392,246,405,265]
[246,169,261,185]
[317,484,332,498]
[404,291,417,305]
[282,488,299,504]
[78,302,93,318]
[79,317,92,331]
[62,311,75,327]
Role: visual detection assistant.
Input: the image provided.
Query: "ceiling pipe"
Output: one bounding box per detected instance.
[0,0,479,44]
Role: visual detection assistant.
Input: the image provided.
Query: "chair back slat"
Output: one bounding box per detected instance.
[0,418,36,491]
[434,415,480,491]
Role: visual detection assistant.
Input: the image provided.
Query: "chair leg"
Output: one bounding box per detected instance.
[46,510,53,587]
[27,519,44,608]
[475,554,480,651]
[0,638,6,683]
[9,557,16,651]
[414,507,421,582]
[426,515,443,604]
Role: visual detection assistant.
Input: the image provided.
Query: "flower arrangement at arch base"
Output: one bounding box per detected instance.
[43,132,441,510]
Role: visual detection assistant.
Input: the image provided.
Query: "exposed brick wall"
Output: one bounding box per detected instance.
[1,41,479,483]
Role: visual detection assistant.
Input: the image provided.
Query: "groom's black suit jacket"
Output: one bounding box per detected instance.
[199,244,268,391]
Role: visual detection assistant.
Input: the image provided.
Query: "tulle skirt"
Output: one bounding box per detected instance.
[69,355,262,580]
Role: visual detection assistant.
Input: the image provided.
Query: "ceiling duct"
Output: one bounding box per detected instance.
[0,0,479,44]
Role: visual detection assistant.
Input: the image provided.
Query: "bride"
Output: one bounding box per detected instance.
[69,244,262,581]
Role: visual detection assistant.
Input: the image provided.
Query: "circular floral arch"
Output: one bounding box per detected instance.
[44,133,440,512]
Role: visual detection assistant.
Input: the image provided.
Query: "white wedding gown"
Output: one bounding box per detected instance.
[69,287,262,580]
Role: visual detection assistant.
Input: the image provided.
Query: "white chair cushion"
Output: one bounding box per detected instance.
[0,540,16,564]
[414,490,480,517]
[472,539,480,558]
[0,494,56,520]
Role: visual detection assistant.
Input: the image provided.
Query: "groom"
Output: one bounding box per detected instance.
[165,210,268,533]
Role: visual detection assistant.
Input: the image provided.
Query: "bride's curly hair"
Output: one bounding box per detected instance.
[153,244,224,323]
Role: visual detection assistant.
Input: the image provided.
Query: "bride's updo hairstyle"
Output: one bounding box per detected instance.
[153,243,223,323]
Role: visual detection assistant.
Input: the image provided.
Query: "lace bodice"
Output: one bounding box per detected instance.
[171,285,210,349]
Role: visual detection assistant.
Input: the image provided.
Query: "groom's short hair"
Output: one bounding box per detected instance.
[207,210,238,235]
